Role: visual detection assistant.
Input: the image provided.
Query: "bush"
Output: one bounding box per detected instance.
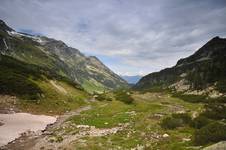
[202,102,226,120]
[161,113,192,129]
[172,93,207,103]
[172,113,192,124]
[194,122,226,145]
[190,116,210,129]
[114,90,134,104]
[161,116,183,129]
[93,92,112,101]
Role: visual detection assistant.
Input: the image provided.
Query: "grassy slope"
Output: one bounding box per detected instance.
[0,54,89,115]
[19,79,89,115]
[59,92,204,149]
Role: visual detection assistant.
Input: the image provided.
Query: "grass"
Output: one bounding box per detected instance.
[69,100,133,128]
[61,91,204,149]
[19,79,89,115]
[0,54,89,114]
[82,79,106,93]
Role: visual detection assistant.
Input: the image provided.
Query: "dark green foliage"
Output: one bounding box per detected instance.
[216,80,226,93]
[161,116,183,129]
[172,93,207,103]
[0,55,42,99]
[194,122,226,145]
[0,54,82,100]
[93,92,112,101]
[202,102,226,120]
[172,113,192,124]
[190,116,210,129]
[161,113,191,129]
[114,89,134,104]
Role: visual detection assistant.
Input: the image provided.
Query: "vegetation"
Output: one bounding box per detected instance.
[93,91,112,101]
[0,55,43,99]
[172,93,207,103]
[114,89,134,104]
[201,102,226,120]
[60,92,204,149]
[190,116,210,129]
[194,122,226,145]
[161,113,191,129]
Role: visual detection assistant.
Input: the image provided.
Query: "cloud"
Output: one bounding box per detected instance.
[0,0,226,76]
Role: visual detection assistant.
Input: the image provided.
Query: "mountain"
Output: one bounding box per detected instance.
[0,20,128,93]
[135,36,226,98]
[121,75,142,84]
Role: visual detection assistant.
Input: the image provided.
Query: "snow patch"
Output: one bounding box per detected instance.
[7,31,45,44]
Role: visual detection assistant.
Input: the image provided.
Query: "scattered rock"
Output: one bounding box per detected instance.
[182,138,191,142]
[76,125,90,128]
[162,133,169,138]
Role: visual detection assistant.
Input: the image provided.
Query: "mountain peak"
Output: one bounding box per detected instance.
[176,36,226,66]
[0,19,13,31]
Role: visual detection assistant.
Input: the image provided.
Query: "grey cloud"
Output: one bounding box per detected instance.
[0,0,225,75]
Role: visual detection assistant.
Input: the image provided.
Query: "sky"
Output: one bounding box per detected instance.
[0,0,226,76]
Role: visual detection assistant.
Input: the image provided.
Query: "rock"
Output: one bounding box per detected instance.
[182,138,191,142]
[163,133,169,138]
[203,141,226,150]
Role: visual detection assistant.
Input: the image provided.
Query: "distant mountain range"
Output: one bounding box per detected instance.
[135,36,226,98]
[0,20,128,93]
[121,75,142,84]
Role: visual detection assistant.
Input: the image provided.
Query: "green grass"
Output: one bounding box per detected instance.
[82,79,107,93]
[0,54,89,114]
[70,100,133,128]
[19,79,89,115]
[60,92,204,149]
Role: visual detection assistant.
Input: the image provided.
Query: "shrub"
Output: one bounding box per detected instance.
[202,102,226,120]
[161,116,183,129]
[93,92,112,101]
[114,90,134,104]
[190,116,210,129]
[172,93,207,103]
[161,113,192,129]
[194,122,226,145]
[172,113,192,124]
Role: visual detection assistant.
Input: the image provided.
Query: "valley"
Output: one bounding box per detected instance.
[1,91,204,150]
[0,17,226,150]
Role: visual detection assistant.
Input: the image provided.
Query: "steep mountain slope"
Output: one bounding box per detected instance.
[0,20,128,93]
[0,53,89,114]
[135,36,226,97]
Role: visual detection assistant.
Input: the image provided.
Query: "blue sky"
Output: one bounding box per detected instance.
[0,0,226,76]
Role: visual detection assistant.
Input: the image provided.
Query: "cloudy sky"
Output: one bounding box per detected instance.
[0,0,226,76]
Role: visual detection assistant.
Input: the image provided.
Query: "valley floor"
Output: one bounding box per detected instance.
[1,92,205,150]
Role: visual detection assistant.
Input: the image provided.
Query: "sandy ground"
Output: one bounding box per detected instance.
[0,113,56,147]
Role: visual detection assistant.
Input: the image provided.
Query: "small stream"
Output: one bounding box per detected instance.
[0,113,56,147]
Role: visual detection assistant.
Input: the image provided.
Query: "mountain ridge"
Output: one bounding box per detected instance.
[135,36,226,98]
[0,19,128,93]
